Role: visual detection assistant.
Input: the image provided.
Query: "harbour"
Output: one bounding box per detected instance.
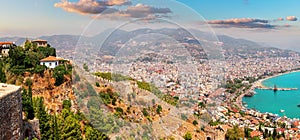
[243,71,300,119]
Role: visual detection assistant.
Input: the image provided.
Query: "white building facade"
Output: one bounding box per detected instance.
[40,56,62,68]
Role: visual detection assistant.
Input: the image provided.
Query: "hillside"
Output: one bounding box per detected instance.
[2,28,299,61]
[0,40,108,139]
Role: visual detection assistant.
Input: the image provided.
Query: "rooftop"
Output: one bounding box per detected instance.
[0,83,21,99]
[40,56,63,62]
[0,42,14,46]
[32,39,47,43]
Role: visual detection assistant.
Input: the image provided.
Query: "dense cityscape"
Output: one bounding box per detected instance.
[1,0,300,140]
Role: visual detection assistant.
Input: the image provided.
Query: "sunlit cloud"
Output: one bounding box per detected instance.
[208,18,275,29]
[54,0,172,20]
[286,16,298,21]
[54,0,131,15]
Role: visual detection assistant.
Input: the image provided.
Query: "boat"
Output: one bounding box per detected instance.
[244,91,255,97]
[274,84,278,92]
[280,109,285,113]
[297,104,300,107]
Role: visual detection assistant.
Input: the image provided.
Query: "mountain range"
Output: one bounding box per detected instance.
[1,28,299,59]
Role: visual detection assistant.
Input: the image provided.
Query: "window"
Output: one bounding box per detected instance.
[49,62,52,66]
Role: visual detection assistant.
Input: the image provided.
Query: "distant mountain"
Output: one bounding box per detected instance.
[217,35,299,58]
[1,28,299,59]
[0,37,27,45]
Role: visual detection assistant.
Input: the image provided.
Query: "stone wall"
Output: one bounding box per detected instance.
[0,84,23,140]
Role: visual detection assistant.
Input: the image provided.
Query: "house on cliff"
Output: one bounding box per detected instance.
[40,56,63,68]
[0,42,16,57]
[31,39,48,47]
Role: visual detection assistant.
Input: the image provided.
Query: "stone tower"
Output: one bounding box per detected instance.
[0,83,23,140]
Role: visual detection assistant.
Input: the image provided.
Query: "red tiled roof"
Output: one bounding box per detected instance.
[40,56,62,62]
[289,128,298,131]
[250,131,262,138]
[32,39,47,43]
[251,119,259,125]
[293,121,300,127]
[0,42,13,45]
[276,128,286,133]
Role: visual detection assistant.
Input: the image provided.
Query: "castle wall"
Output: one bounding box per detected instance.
[0,84,23,140]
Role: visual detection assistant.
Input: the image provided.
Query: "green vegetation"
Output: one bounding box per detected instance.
[22,87,35,120]
[225,77,254,102]
[32,97,109,140]
[95,82,100,87]
[192,120,198,126]
[8,42,55,75]
[137,80,179,106]
[0,62,6,83]
[53,64,72,86]
[183,132,192,140]
[99,90,119,105]
[156,105,162,114]
[83,63,89,72]
[208,120,223,126]
[225,125,245,140]
[142,108,149,117]
[87,106,124,135]
[94,72,179,106]
[62,99,72,110]
[94,72,132,82]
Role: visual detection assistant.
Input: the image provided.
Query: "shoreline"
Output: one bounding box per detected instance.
[237,69,300,109]
[257,69,300,88]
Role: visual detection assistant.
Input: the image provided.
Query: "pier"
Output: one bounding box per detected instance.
[256,87,298,91]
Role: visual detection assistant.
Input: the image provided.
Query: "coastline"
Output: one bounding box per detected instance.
[237,69,300,109]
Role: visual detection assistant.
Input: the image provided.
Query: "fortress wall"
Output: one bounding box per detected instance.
[0,84,23,140]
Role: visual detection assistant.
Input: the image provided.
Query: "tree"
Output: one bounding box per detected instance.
[183,132,192,140]
[0,62,6,83]
[24,51,42,68]
[25,78,33,87]
[225,125,245,140]
[32,97,53,139]
[272,128,277,139]
[156,105,162,114]
[95,82,100,87]
[22,87,35,120]
[84,125,109,140]
[244,128,251,138]
[37,46,56,57]
[83,63,89,72]
[53,65,68,86]
[57,109,83,140]
[63,99,72,110]
[198,102,206,108]
[192,120,198,126]
[142,108,149,116]
[9,46,25,66]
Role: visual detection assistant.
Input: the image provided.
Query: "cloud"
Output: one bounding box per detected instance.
[55,1,171,20]
[278,17,284,21]
[286,16,298,21]
[54,0,131,15]
[122,4,172,18]
[208,18,275,29]
[92,3,172,20]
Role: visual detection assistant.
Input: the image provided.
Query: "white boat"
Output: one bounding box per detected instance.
[280,109,285,113]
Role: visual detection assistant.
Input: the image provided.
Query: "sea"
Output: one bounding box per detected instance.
[243,71,300,119]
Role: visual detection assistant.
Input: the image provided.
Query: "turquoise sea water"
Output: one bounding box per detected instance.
[243,71,300,119]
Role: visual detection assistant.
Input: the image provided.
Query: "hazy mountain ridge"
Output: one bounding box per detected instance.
[1,28,299,59]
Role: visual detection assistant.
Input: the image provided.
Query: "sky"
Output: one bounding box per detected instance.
[0,0,299,51]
